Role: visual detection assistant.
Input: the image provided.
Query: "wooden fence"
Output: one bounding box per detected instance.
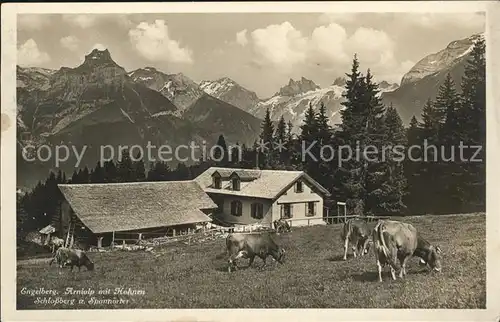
[109,214,390,248]
[286,215,390,227]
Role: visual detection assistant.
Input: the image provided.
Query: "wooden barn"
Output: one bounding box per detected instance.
[55,180,217,248]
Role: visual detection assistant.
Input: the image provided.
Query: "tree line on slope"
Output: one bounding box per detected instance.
[17,38,485,234]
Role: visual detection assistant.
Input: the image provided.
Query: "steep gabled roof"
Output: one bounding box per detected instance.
[58,181,217,234]
[194,167,331,199]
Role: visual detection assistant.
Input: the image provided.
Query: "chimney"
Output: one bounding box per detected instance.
[254,151,260,170]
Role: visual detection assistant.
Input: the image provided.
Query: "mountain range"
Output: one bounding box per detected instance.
[16,32,483,188]
[381,33,484,124]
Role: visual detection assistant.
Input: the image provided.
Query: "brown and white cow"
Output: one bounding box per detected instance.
[226,232,285,272]
[49,247,94,272]
[372,220,442,282]
[340,218,372,260]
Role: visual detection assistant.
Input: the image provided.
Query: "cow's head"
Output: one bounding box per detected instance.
[426,245,442,272]
[85,259,95,271]
[276,248,286,264]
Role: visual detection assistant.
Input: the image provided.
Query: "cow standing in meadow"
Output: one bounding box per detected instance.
[49,247,94,272]
[340,218,372,260]
[226,232,286,272]
[372,220,442,282]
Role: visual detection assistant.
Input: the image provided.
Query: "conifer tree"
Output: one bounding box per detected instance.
[213,134,229,167]
[436,73,461,145]
[259,108,276,169]
[378,106,407,214]
[90,161,105,183]
[274,116,288,167]
[336,55,366,216]
[133,151,146,182]
[103,160,117,183]
[459,36,486,211]
[116,149,134,182]
[404,115,422,211]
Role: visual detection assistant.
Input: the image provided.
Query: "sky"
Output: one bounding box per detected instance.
[17,12,484,98]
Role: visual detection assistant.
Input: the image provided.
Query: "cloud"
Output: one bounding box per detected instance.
[61,14,133,29]
[236,29,248,46]
[17,39,50,66]
[249,22,308,71]
[309,23,350,65]
[18,14,51,30]
[346,27,396,66]
[60,36,80,51]
[62,14,99,28]
[244,21,413,83]
[128,19,193,64]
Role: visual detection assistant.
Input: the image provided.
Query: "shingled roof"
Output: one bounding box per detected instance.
[194,167,331,199]
[58,181,217,234]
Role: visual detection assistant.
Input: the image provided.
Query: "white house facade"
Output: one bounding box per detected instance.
[194,167,331,227]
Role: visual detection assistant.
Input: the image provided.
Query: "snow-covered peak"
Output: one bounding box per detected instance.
[378,81,399,93]
[276,77,320,97]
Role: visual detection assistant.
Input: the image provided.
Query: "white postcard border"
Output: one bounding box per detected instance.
[2,2,499,321]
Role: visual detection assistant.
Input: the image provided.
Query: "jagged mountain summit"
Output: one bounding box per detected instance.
[275,77,321,97]
[128,67,204,112]
[199,77,261,113]
[378,81,399,93]
[257,81,345,132]
[17,49,265,188]
[17,50,207,187]
[198,75,400,133]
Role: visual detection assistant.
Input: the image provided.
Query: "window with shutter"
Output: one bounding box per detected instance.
[282,204,293,219]
[213,177,222,189]
[295,181,303,193]
[251,203,264,219]
[231,200,242,216]
[232,178,241,191]
[306,202,315,217]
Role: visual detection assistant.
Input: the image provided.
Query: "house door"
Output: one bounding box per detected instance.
[281,204,293,219]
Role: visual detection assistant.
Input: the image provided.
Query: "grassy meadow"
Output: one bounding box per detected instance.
[16,213,486,309]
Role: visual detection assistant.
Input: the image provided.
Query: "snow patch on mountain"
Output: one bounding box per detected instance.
[199,78,236,96]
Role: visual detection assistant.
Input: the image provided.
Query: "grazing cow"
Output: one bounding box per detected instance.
[340,218,372,260]
[49,247,94,272]
[273,219,291,233]
[372,220,442,282]
[226,232,285,272]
